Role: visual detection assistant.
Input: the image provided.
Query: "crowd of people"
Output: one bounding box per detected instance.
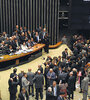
[0,25,49,55]
[8,34,90,100]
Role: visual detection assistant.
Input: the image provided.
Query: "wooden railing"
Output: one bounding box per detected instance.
[49,41,62,49]
[84,62,90,71]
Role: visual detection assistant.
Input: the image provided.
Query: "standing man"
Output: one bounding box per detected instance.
[81,74,89,100]
[62,48,68,59]
[33,70,44,100]
[47,68,56,87]
[8,74,19,100]
[22,73,30,93]
[67,72,75,100]
[27,69,35,97]
[37,65,43,74]
[51,81,60,100]
[43,33,49,53]
[18,70,24,92]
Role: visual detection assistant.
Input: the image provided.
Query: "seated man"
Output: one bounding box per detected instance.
[31,38,36,47]
[13,39,20,50]
[26,39,32,49]
[21,42,28,51]
[8,45,15,54]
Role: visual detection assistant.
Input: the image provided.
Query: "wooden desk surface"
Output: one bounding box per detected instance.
[0,44,45,62]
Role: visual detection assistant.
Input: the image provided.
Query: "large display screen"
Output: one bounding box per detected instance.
[70,0,90,29]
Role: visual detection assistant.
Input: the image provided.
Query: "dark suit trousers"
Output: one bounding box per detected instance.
[20,85,22,92]
[36,88,43,100]
[53,96,57,100]
[28,85,34,95]
[10,93,16,100]
[68,91,74,100]
[45,76,48,89]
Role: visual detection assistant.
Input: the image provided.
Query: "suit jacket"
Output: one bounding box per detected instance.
[51,85,60,97]
[27,72,34,85]
[57,96,64,100]
[47,71,56,85]
[31,41,34,47]
[36,28,42,34]
[38,66,43,74]
[62,51,68,59]
[27,33,32,39]
[20,36,25,44]
[18,91,29,100]
[46,90,54,100]
[22,77,30,91]
[8,79,19,94]
[67,76,75,92]
[18,73,23,86]
[58,72,67,83]
[13,41,20,50]
[33,73,44,88]
[34,35,40,43]
[81,76,89,92]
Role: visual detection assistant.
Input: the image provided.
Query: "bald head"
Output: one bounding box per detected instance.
[69,72,73,76]
[38,70,41,74]
[49,68,53,73]
[28,69,32,72]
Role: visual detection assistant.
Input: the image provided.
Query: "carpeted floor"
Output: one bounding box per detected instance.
[0,44,84,100]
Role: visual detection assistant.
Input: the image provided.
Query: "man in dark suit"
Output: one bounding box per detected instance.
[34,32,41,43]
[57,92,65,100]
[13,39,20,50]
[30,38,36,47]
[26,39,32,49]
[19,27,23,35]
[23,27,27,33]
[33,70,44,100]
[14,25,19,34]
[43,33,49,53]
[62,48,68,59]
[10,68,18,82]
[20,32,25,44]
[37,65,43,74]
[8,73,19,100]
[51,81,60,100]
[27,69,35,96]
[18,88,29,100]
[67,72,75,100]
[44,65,50,90]
[36,26,42,34]
[27,31,32,40]
[46,87,54,100]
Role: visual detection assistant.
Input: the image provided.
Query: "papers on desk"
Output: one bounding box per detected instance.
[9,53,14,56]
[0,57,4,59]
[15,49,33,55]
